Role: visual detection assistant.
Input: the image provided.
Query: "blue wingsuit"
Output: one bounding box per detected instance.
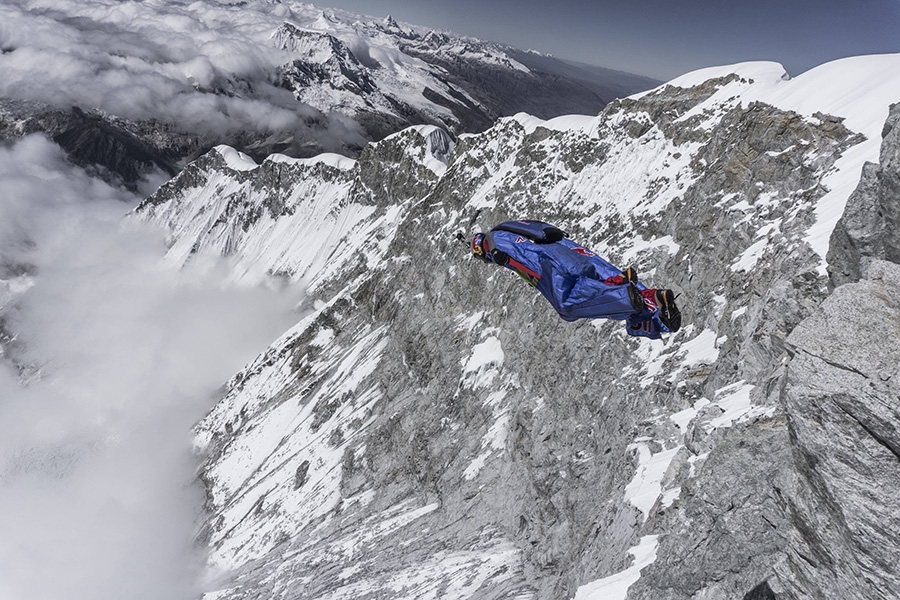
[473,220,673,339]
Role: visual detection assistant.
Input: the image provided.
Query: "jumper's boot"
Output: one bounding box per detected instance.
[627,284,647,312]
[604,266,639,286]
[622,266,639,285]
[655,289,682,332]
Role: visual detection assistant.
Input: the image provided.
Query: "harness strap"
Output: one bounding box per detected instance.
[507,257,540,286]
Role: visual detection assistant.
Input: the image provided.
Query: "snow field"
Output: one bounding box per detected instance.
[572,535,660,600]
[204,325,388,569]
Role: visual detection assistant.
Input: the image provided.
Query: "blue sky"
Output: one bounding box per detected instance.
[315,0,900,80]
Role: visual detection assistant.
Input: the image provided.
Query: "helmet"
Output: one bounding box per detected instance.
[471,232,489,261]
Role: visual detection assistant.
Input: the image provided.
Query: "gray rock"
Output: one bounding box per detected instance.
[134,71,899,600]
[775,259,900,600]
[828,103,900,286]
[627,416,793,600]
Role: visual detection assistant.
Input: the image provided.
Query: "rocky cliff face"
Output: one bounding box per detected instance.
[774,258,900,600]
[766,101,900,600]
[135,60,900,599]
[827,104,900,286]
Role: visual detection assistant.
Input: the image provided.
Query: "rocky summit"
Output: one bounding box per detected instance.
[131,55,900,600]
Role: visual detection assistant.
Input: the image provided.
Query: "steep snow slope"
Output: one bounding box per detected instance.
[136,55,900,599]
[138,126,454,289]
[653,56,900,269]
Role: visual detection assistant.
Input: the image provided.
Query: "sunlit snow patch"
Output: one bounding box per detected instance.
[677,328,721,368]
[731,306,748,322]
[268,152,356,171]
[456,311,485,331]
[703,381,775,430]
[215,146,259,171]
[624,440,681,521]
[627,326,721,388]
[462,335,504,388]
[310,327,335,347]
[669,398,711,435]
[618,235,681,266]
[627,335,677,388]
[329,500,440,558]
[511,111,597,135]
[573,535,660,600]
[730,222,780,273]
[464,391,510,480]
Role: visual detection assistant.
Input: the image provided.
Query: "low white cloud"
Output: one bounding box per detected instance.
[0,135,303,599]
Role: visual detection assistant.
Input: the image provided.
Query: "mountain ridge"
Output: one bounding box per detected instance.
[4,3,900,598]
[133,55,900,599]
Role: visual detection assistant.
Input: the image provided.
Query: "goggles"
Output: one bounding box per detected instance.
[471,233,489,261]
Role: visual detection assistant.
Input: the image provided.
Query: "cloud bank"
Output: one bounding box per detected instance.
[0,135,303,599]
[0,0,365,149]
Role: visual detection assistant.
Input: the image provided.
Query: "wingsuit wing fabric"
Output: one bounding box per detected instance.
[486,221,671,339]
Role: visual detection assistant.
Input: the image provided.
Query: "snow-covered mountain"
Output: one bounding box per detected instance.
[132,54,900,599]
[0,0,658,185]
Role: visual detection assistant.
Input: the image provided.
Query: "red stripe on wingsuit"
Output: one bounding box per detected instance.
[507,257,540,280]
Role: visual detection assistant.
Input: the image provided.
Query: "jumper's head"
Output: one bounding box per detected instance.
[471,232,490,262]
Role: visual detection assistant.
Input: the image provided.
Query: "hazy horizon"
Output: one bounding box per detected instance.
[313,0,900,80]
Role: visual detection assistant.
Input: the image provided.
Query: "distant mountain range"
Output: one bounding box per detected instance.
[271,12,660,139]
[0,3,659,187]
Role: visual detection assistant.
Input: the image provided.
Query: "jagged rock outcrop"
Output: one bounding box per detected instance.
[631,87,900,600]
[757,101,900,600]
[827,103,900,286]
[131,58,900,600]
[774,259,900,600]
